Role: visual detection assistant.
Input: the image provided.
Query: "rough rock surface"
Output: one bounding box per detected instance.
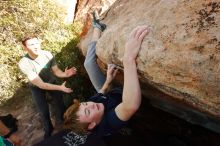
[73,0,117,37]
[74,0,116,22]
[79,0,220,123]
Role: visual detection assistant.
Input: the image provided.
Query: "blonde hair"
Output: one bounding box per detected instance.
[64,99,90,135]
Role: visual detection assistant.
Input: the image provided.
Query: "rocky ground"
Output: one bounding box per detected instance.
[0,85,65,146]
[0,89,44,146]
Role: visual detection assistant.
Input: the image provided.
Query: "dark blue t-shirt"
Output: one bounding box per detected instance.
[89,88,127,137]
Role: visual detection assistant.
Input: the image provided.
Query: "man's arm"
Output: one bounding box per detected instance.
[52,65,77,78]
[19,60,73,93]
[99,64,118,94]
[115,26,149,121]
[30,75,73,93]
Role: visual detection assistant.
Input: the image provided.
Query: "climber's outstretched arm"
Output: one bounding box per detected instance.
[115,26,149,121]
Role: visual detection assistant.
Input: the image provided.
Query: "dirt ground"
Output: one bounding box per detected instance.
[0,90,44,146]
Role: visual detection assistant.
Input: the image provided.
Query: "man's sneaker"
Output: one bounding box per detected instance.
[53,122,64,134]
[44,126,53,139]
[92,11,106,31]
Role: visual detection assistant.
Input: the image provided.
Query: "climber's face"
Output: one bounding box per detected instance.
[76,102,105,130]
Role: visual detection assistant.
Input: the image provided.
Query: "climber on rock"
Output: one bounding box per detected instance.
[64,11,149,137]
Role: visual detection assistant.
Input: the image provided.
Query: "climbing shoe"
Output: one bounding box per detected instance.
[92,11,106,31]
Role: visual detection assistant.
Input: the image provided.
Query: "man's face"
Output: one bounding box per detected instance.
[77,102,104,125]
[24,38,41,56]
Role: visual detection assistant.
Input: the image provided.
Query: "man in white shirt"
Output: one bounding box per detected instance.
[19,35,77,138]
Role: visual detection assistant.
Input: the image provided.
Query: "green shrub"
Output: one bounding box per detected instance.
[0,0,94,105]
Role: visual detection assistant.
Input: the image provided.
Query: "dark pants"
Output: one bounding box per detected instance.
[30,85,65,138]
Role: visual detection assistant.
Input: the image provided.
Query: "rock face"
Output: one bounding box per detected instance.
[74,0,116,22]
[79,0,220,132]
[73,0,117,37]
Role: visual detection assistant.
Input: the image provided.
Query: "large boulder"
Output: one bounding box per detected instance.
[79,0,220,132]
